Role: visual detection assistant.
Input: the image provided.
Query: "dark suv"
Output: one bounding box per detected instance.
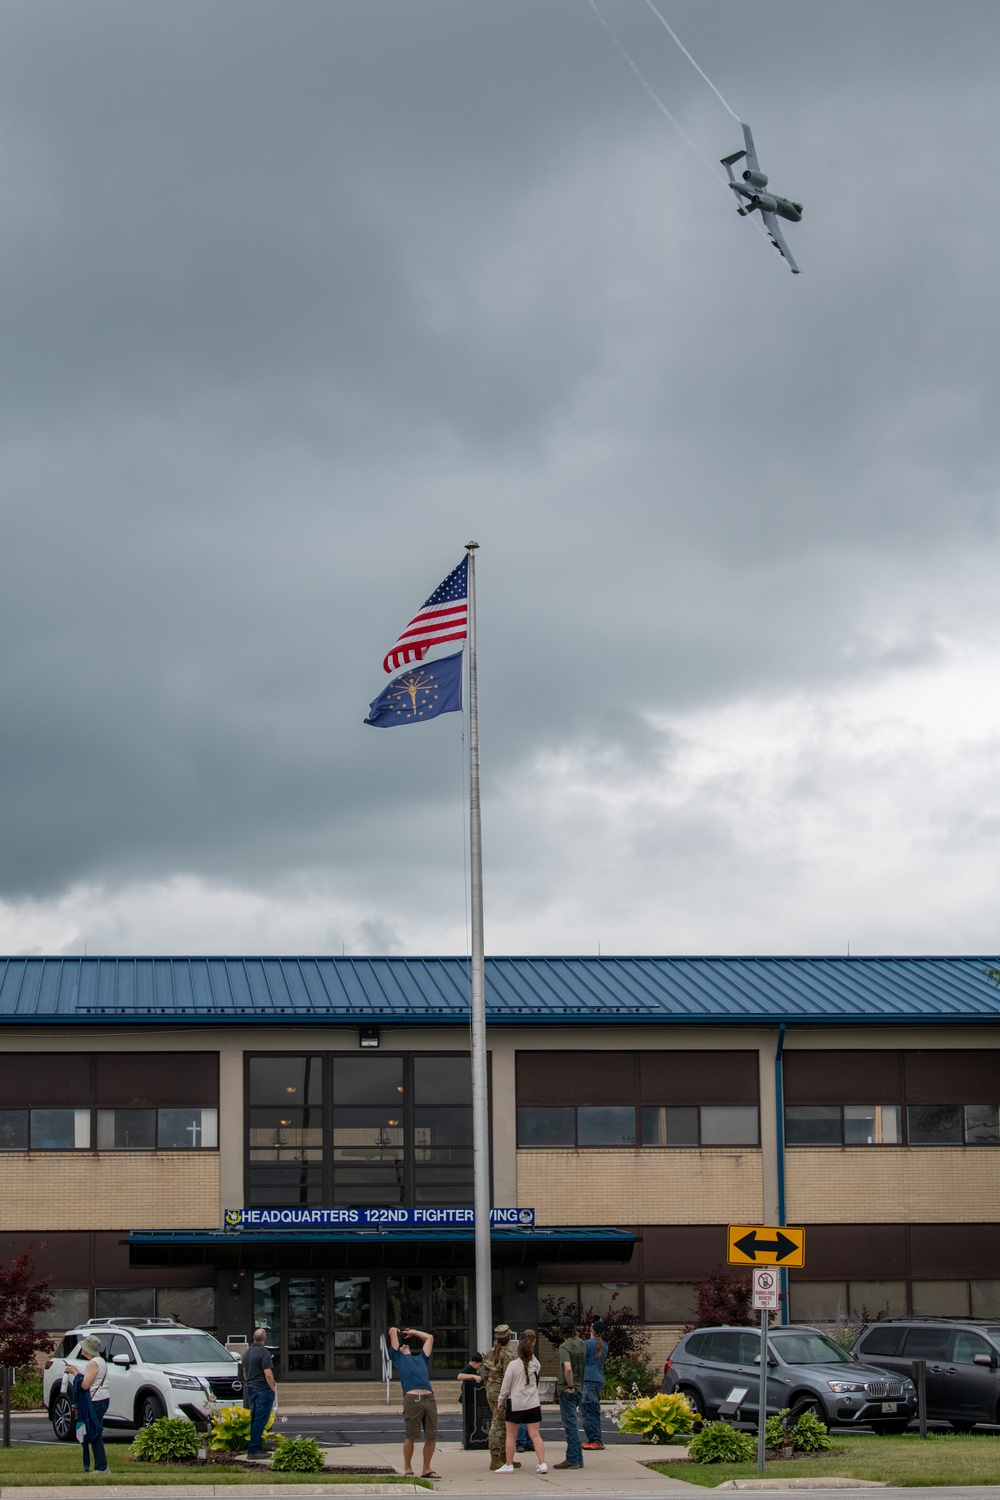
[663,1324,916,1432]
[854,1318,1000,1431]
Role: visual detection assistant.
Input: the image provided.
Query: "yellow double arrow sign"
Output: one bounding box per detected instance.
[727,1223,806,1268]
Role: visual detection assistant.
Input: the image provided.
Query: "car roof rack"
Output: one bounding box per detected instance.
[874,1316,995,1324]
[81,1317,186,1328]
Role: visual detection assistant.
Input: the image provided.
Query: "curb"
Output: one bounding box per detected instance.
[715,1481,889,1491]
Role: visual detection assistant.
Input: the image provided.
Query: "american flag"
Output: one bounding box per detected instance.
[382,556,468,673]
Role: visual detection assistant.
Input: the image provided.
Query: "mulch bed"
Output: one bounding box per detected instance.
[216,1459,396,1474]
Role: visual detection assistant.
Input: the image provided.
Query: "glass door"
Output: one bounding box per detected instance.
[333,1277,372,1373]
[286,1275,326,1377]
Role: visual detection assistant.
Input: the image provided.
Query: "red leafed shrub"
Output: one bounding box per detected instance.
[0,1252,53,1368]
[685,1271,754,1330]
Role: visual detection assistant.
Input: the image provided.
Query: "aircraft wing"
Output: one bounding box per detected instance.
[761,209,800,274]
[741,123,760,176]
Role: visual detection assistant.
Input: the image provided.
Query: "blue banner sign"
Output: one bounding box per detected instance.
[224,1206,535,1230]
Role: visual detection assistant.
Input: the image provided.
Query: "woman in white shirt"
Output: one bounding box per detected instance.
[65,1334,110,1474]
[496,1330,546,1474]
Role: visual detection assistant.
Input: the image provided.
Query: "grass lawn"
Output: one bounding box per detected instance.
[0,1445,429,1486]
[651,1432,1000,1487]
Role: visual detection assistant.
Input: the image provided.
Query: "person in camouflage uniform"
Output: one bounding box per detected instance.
[483,1324,516,1470]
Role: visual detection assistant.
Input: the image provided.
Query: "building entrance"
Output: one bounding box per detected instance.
[252,1269,470,1380]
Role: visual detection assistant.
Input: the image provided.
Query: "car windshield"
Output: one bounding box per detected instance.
[133,1333,234,1365]
[771,1333,856,1366]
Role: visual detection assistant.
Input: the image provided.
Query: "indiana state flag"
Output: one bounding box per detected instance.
[364,649,463,728]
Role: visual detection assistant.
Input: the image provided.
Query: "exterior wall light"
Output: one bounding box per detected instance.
[359,1025,380,1048]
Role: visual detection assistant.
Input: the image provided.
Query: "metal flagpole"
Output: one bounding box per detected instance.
[465,540,492,1355]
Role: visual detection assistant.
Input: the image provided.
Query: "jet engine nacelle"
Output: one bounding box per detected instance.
[742,168,768,188]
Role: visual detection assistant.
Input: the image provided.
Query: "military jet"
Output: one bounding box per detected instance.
[721,123,802,274]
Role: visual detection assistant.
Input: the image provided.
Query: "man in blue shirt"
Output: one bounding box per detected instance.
[388,1325,440,1479]
[581,1318,608,1448]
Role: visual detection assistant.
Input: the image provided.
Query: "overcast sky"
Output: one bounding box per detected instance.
[1,0,999,959]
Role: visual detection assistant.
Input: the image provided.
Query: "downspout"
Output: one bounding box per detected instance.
[774,1022,788,1323]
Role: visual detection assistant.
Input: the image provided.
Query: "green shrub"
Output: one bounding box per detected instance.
[209,1403,275,1453]
[617,1391,699,1444]
[763,1407,833,1454]
[10,1369,43,1410]
[765,1410,790,1450]
[271,1436,325,1473]
[687,1421,756,1464]
[788,1410,832,1452]
[603,1355,659,1398]
[130,1416,201,1463]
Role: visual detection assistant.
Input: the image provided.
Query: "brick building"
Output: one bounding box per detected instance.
[1,954,999,1379]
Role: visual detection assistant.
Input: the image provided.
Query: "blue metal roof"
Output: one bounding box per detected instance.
[0,955,999,1025]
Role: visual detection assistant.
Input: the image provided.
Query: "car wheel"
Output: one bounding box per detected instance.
[869,1420,910,1435]
[50,1394,76,1442]
[138,1393,166,1427]
[789,1395,824,1421]
[678,1385,708,1421]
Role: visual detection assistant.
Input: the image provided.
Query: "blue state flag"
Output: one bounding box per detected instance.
[364,649,463,728]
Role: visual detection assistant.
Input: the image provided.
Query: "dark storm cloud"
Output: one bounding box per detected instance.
[0,0,999,951]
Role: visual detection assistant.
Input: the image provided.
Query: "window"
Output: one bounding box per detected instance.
[907,1105,963,1145]
[96,1107,218,1149]
[518,1102,761,1148]
[97,1110,155,1149]
[516,1050,760,1150]
[157,1108,218,1149]
[642,1105,758,1146]
[858,1326,902,1356]
[911,1280,970,1316]
[0,1053,219,1153]
[0,1111,28,1150]
[953,1331,994,1365]
[247,1052,477,1208]
[577,1106,635,1146]
[786,1104,900,1146]
[771,1333,855,1365]
[31,1109,90,1149]
[965,1105,1000,1144]
[517,1108,575,1146]
[642,1106,699,1145]
[900,1327,951,1359]
[701,1106,759,1145]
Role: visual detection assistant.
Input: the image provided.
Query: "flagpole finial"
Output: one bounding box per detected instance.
[465,540,479,551]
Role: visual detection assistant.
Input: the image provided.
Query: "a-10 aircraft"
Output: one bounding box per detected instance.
[721,123,802,274]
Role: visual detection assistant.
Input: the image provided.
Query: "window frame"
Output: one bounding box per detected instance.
[245,1051,484,1209]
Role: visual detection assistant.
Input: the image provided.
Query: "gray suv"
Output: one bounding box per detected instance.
[854,1318,1000,1431]
[663,1324,917,1432]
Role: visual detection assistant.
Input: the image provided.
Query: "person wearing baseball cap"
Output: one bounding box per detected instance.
[483,1324,519,1471]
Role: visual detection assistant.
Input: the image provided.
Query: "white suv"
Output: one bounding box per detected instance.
[44,1318,244,1439]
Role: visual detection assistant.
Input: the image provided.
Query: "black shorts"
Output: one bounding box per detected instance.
[506,1402,542,1425]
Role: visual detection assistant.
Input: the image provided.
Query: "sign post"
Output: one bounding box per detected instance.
[732,1231,808,1476]
[752,1269,778,1476]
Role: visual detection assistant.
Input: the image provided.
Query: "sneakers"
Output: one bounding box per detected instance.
[536,1462,548,1474]
[496,1463,516,1473]
[582,1440,605,1449]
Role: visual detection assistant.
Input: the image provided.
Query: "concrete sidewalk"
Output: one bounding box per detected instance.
[315,1438,695,1494]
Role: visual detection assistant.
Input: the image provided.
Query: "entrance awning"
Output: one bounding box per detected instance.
[129,1226,635,1270]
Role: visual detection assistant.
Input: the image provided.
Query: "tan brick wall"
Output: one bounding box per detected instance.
[0,1153,220,1230]
[517,1150,763,1225]
[786,1148,1000,1223]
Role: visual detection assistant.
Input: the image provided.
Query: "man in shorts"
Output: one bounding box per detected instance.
[387,1324,440,1479]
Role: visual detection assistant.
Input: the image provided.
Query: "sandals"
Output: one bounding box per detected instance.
[421,1470,442,1478]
